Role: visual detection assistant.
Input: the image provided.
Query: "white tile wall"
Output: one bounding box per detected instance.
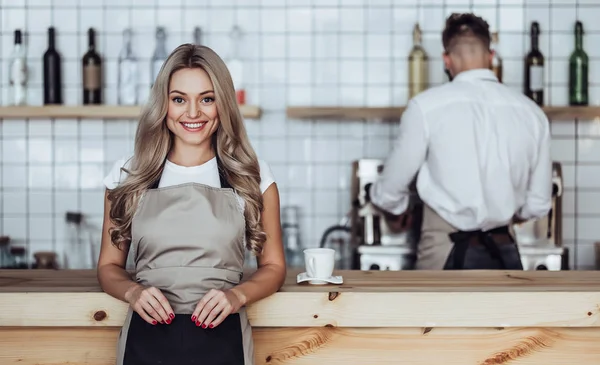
[1,0,600,269]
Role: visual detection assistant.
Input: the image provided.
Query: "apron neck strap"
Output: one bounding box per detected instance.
[216,155,232,189]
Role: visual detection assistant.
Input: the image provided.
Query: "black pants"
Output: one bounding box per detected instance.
[443,226,524,270]
[123,312,245,365]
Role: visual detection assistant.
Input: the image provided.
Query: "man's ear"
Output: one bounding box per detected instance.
[442,52,452,71]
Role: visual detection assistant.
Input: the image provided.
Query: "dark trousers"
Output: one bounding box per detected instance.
[443,226,524,270]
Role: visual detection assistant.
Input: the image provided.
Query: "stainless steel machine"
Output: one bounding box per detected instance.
[349,159,419,270]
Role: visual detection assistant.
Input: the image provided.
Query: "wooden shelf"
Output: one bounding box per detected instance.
[0,105,262,120]
[287,106,600,121]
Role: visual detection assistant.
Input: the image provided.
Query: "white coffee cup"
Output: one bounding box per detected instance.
[304,248,335,282]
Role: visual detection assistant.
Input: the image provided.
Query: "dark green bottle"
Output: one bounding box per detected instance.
[569,21,588,106]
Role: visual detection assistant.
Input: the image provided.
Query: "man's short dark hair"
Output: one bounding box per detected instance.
[442,13,491,52]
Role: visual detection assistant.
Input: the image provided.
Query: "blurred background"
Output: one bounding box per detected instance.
[1,0,599,271]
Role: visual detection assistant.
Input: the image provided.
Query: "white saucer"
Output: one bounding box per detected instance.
[297,272,343,285]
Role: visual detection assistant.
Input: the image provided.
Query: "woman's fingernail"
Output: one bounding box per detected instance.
[166,319,171,324]
[169,313,175,319]
[201,324,207,329]
[195,321,200,327]
[209,324,214,329]
[191,315,197,322]
[152,320,157,325]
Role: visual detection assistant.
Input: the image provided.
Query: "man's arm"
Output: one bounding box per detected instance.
[516,116,552,220]
[370,99,428,216]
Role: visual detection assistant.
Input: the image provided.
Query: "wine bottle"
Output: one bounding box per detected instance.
[117,28,138,105]
[82,28,102,104]
[569,21,588,106]
[151,27,167,88]
[408,23,428,99]
[524,22,544,106]
[408,24,428,99]
[226,25,245,104]
[43,27,62,105]
[8,29,27,106]
[490,32,503,83]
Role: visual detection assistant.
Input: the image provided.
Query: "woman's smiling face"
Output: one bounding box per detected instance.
[166,67,220,149]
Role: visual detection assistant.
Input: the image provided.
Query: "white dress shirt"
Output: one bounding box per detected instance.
[370,68,552,232]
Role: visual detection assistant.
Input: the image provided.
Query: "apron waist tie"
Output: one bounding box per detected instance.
[448,226,512,270]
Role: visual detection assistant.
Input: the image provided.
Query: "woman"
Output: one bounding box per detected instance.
[97,44,286,365]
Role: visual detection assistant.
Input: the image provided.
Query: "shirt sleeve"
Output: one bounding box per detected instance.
[517,115,552,220]
[103,156,132,190]
[370,99,428,215]
[258,159,276,194]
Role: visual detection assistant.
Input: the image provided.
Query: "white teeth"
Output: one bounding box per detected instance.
[182,122,205,129]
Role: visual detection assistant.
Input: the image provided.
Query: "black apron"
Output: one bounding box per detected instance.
[443,225,524,270]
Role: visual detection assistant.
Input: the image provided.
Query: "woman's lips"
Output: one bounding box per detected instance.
[180,121,207,132]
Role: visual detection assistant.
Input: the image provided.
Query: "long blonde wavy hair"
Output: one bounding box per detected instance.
[108,44,266,256]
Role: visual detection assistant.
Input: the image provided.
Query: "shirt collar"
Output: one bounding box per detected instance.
[452,68,498,83]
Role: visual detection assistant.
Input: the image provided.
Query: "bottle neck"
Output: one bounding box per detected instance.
[88,32,95,51]
[531,35,538,51]
[575,31,583,50]
[125,43,133,57]
[14,32,22,46]
[48,32,55,49]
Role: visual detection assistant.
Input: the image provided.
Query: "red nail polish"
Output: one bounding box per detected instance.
[169,313,175,319]
[196,321,200,326]
[166,319,171,324]
[191,316,197,322]
[201,324,207,329]
[209,324,214,328]
[152,320,157,325]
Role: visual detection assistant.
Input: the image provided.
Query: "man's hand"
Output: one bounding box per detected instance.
[511,214,528,225]
[383,211,413,232]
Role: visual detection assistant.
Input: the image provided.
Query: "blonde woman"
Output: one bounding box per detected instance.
[97,44,286,365]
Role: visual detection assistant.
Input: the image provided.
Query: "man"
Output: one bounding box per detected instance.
[368,13,552,270]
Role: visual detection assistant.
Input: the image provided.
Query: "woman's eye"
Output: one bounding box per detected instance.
[172,97,184,103]
[202,97,215,104]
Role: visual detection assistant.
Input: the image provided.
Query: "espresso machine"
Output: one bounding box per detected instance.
[349,159,419,271]
[347,159,567,271]
[511,162,568,270]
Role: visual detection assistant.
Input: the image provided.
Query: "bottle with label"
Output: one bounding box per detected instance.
[82,28,102,104]
[524,22,544,106]
[193,27,202,45]
[151,27,168,88]
[226,25,245,105]
[117,28,138,105]
[408,23,428,99]
[43,27,62,104]
[8,29,27,106]
[490,32,503,83]
[569,21,588,106]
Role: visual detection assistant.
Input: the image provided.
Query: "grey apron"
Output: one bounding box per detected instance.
[417,204,523,270]
[115,164,254,365]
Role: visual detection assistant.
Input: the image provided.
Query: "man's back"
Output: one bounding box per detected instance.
[411,69,551,231]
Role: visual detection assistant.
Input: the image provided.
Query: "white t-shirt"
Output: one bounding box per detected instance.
[103,155,275,194]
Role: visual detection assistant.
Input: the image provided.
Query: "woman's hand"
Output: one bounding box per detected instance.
[191,288,246,328]
[125,284,175,325]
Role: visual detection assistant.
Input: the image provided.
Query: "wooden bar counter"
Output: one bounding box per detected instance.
[1,269,599,364]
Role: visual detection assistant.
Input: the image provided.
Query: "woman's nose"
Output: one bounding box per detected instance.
[187,103,200,118]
